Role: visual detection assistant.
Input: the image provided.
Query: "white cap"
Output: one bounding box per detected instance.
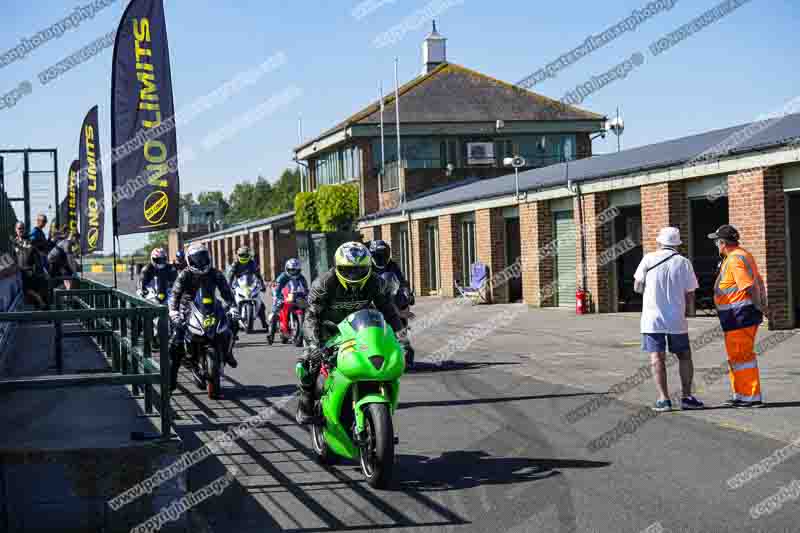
[656,227,681,247]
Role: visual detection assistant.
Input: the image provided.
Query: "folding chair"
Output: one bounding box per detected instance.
[454,262,489,304]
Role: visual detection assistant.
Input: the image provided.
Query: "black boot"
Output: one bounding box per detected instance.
[225,348,238,368]
[169,344,184,392]
[296,386,315,425]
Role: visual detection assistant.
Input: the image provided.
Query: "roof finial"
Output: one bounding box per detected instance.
[432,20,437,33]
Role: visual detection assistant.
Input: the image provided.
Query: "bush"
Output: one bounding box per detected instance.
[316,183,359,232]
[294,191,320,231]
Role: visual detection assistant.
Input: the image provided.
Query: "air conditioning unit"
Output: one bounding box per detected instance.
[466,142,495,165]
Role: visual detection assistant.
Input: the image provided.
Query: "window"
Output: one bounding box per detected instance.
[440,138,459,169]
[316,147,362,186]
[460,220,476,282]
[514,134,577,167]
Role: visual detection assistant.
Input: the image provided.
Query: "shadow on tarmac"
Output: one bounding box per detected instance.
[396,450,611,492]
[399,391,600,409]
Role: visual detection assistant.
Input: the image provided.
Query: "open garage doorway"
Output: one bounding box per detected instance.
[611,205,643,312]
[689,195,729,315]
[788,193,800,327]
[504,208,523,302]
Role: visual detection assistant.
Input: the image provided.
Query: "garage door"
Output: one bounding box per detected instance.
[554,210,577,307]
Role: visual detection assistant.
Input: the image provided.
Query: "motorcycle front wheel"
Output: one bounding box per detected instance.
[311,413,333,464]
[360,403,394,489]
[245,303,254,334]
[207,345,222,399]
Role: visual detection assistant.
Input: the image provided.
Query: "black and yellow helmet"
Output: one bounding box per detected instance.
[334,242,372,290]
[237,246,252,264]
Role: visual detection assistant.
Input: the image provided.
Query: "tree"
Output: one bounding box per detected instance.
[295,192,320,231]
[143,230,169,253]
[225,169,300,224]
[316,183,359,232]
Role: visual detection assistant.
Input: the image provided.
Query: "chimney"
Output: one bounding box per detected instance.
[422,20,446,74]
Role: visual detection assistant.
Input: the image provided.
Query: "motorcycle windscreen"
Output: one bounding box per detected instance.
[337,310,404,381]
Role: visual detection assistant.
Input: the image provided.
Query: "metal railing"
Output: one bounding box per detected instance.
[0,277,173,440]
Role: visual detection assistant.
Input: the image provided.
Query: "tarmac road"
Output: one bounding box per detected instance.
[89,273,800,533]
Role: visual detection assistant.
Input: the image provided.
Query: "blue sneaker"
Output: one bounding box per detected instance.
[681,395,705,410]
[652,399,672,412]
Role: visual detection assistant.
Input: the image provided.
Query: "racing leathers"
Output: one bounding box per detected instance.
[137,263,178,299]
[269,271,310,335]
[295,269,407,422]
[228,260,268,328]
[167,268,238,390]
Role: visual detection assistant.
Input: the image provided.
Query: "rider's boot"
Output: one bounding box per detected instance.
[259,307,268,330]
[224,346,239,368]
[168,343,184,392]
[295,361,315,425]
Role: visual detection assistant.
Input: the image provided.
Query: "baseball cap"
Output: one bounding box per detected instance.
[707,224,740,241]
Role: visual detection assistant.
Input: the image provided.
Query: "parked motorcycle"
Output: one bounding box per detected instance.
[232,272,264,334]
[303,308,405,488]
[184,288,235,400]
[267,279,308,347]
[378,271,415,369]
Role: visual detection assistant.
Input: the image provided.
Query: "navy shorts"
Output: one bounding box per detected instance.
[641,333,690,354]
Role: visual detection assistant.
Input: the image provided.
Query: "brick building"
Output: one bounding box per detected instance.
[186,211,297,281]
[293,23,606,218]
[360,114,800,330]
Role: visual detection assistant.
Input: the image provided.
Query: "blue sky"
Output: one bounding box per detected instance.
[0,0,796,253]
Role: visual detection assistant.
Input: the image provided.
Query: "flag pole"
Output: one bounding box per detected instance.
[379,81,385,195]
[394,58,403,206]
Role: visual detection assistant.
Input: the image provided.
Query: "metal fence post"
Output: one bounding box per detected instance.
[142,311,153,409]
[158,309,171,439]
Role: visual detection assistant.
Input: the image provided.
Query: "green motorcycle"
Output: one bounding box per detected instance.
[300,308,405,488]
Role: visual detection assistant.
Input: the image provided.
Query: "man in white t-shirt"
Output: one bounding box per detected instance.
[634,227,703,412]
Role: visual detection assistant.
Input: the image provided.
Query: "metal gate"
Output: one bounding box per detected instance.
[554,210,577,307]
[296,231,362,283]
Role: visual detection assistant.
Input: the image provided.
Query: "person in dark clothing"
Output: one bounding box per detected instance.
[167,243,239,391]
[367,239,411,293]
[173,249,187,272]
[47,232,79,289]
[295,241,407,424]
[228,246,268,329]
[267,257,309,339]
[18,235,49,308]
[12,221,28,258]
[137,248,178,299]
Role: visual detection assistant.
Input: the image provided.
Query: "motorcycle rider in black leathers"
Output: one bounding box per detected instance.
[228,245,268,330]
[137,248,178,299]
[295,241,407,424]
[173,249,188,272]
[168,243,240,391]
[368,239,415,364]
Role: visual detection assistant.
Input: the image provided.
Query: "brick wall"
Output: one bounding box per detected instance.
[360,226,379,243]
[275,226,298,277]
[728,166,790,329]
[520,201,555,306]
[577,192,613,312]
[381,224,394,254]
[640,181,689,255]
[476,208,508,303]
[409,219,431,294]
[438,214,463,297]
[361,141,380,216]
[256,229,270,280]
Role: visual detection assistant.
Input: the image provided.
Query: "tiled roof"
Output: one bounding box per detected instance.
[295,63,604,152]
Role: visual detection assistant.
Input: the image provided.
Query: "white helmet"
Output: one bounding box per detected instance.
[285,258,301,278]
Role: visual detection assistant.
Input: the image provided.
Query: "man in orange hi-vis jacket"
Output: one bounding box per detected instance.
[709,224,768,408]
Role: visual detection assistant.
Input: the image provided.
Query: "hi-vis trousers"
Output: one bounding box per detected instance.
[725,325,762,402]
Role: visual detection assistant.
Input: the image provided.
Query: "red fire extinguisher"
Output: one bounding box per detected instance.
[576,288,588,315]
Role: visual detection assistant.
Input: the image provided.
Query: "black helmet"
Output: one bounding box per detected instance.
[187,243,212,275]
[368,240,390,270]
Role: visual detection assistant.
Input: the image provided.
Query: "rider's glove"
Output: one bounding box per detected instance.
[228,307,240,321]
[169,309,182,325]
